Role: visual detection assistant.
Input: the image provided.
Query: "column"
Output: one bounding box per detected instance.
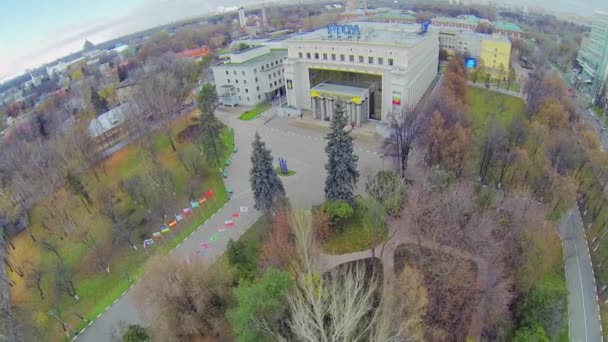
[320,98,327,121]
[312,98,317,119]
[328,99,334,121]
[356,104,361,127]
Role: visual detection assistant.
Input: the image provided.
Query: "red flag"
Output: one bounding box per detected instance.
[183,208,192,216]
[205,190,214,198]
[225,220,234,228]
[232,212,240,219]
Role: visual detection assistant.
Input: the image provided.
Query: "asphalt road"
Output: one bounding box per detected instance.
[560,208,604,342]
[76,105,384,341]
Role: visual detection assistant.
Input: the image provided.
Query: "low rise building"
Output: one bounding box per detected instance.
[439,28,511,72]
[211,46,288,106]
[88,103,132,149]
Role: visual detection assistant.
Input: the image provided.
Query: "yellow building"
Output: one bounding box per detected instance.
[480,35,511,73]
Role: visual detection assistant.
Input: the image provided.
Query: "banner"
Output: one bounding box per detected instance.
[176,214,184,222]
[183,208,192,216]
[161,226,170,233]
[191,201,200,208]
[143,239,154,248]
[232,212,240,219]
[153,232,162,238]
[392,91,401,106]
[205,190,214,198]
[225,220,234,228]
[198,197,207,205]
[168,220,178,228]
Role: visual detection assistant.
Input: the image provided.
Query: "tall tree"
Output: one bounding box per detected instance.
[66,171,92,209]
[384,108,422,178]
[250,133,285,213]
[324,102,359,202]
[90,87,108,116]
[198,83,224,166]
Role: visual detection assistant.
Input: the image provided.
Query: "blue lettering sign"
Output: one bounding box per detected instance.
[328,24,361,37]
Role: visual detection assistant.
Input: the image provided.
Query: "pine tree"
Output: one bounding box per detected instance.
[324,102,359,202]
[198,83,224,166]
[90,87,108,116]
[66,171,93,206]
[250,133,285,213]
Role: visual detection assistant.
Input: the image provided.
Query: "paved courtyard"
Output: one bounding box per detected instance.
[76,104,384,341]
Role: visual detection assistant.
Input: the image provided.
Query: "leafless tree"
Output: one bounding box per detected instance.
[383,108,424,179]
[121,175,150,208]
[97,188,121,224]
[55,262,79,301]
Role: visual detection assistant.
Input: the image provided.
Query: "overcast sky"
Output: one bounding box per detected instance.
[0,0,263,83]
[1,0,607,83]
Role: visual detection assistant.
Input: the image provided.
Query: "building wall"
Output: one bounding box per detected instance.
[576,11,608,100]
[211,50,287,106]
[284,31,438,122]
[481,38,511,71]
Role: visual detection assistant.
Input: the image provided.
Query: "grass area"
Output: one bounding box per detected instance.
[274,167,296,177]
[466,86,526,135]
[238,102,271,121]
[322,204,388,255]
[9,110,234,340]
[593,105,606,118]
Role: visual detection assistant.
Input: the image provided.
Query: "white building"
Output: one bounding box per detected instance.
[283,22,438,125]
[211,46,288,106]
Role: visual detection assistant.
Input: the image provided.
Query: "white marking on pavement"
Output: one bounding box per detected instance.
[97,313,102,319]
[88,321,93,327]
[176,242,182,248]
[574,237,590,342]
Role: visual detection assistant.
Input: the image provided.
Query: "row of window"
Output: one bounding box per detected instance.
[298,52,394,66]
[224,59,285,77]
[231,79,284,95]
[225,69,283,85]
[239,94,262,102]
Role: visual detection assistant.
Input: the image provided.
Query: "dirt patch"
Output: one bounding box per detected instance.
[177,124,201,143]
[395,244,477,342]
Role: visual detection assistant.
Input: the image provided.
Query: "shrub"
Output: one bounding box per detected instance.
[226,239,258,281]
[322,200,354,227]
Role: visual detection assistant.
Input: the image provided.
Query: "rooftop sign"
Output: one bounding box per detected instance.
[328,24,361,37]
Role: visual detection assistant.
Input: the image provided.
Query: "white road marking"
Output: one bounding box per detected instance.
[574,236,590,342]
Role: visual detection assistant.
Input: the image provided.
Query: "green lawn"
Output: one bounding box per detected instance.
[9,111,234,340]
[275,167,296,177]
[593,105,606,118]
[467,86,526,134]
[238,102,271,121]
[322,206,388,255]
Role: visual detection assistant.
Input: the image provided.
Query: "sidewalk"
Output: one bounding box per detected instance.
[467,81,523,99]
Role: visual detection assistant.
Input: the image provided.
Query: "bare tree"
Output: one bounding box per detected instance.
[121,175,150,208]
[96,188,121,224]
[383,108,423,179]
[56,263,79,301]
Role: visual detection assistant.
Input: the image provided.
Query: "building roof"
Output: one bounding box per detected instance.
[88,103,132,138]
[494,21,524,33]
[289,22,432,47]
[176,46,211,59]
[311,82,369,98]
[218,49,287,66]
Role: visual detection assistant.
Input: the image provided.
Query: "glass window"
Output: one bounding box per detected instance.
[245,88,249,93]
[254,68,257,74]
[299,52,303,58]
[255,77,258,82]
[314,53,319,59]
[225,70,229,75]
[368,57,374,64]
[236,79,239,84]
[247,97,250,101]
[258,95,261,99]
[378,57,384,65]
[388,58,394,66]
[237,88,240,92]
[332,54,336,61]
[323,53,328,60]
[349,55,355,62]
[227,79,231,83]
[244,80,247,84]
[242,71,245,76]
[257,86,260,91]
[359,56,364,63]
[306,52,311,59]
[268,74,272,79]
[341,54,345,61]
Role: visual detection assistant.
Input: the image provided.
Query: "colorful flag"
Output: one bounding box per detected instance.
[232,212,240,219]
[225,220,234,228]
[168,220,178,228]
[209,235,218,242]
[199,197,207,205]
[205,190,214,198]
[191,201,200,208]
[161,226,170,233]
[143,239,154,248]
[176,214,184,222]
[183,208,192,216]
[153,232,162,238]
[218,227,227,233]
[240,206,248,212]
[201,242,209,249]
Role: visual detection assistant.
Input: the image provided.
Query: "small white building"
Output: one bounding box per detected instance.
[211,46,288,106]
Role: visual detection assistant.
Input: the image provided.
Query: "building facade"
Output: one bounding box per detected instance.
[283,22,438,125]
[439,28,511,72]
[576,11,608,101]
[211,46,287,106]
[480,35,511,71]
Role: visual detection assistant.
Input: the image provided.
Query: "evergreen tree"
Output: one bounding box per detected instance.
[83,40,95,51]
[198,83,224,166]
[66,171,93,206]
[250,133,285,213]
[90,87,108,116]
[324,102,359,202]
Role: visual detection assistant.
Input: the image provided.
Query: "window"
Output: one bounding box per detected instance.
[378,57,384,65]
[274,81,277,86]
[258,95,261,99]
[237,88,240,92]
[254,68,257,74]
[359,56,364,63]
[331,54,336,61]
[233,70,237,75]
[225,70,229,75]
[247,97,250,102]
[242,71,245,76]
[349,55,355,62]
[314,53,319,59]
[236,79,239,84]
[268,74,272,79]
[306,52,311,59]
[273,72,277,77]
[245,88,249,93]
[299,52,303,58]
[388,58,394,66]
[323,53,328,60]
[368,57,374,64]
[244,80,247,85]
[257,86,260,91]
[227,79,231,83]
[255,77,258,82]
[266,64,270,68]
[341,54,345,61]
[239,96,242,100]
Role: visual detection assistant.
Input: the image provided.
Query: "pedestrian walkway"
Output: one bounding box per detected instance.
[467,80,523,99]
